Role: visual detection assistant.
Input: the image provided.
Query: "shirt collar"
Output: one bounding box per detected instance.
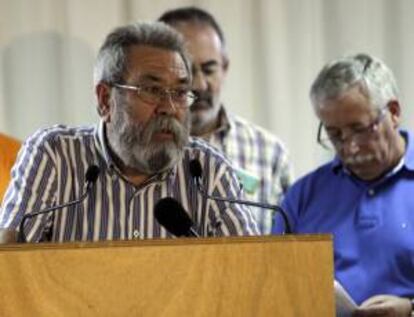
[401,129,414,171]
[214,106,233,135]
[95,119,116,169]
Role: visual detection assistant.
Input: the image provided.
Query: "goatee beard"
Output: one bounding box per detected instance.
[109,111,190,175]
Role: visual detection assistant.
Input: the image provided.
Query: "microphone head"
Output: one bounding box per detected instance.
[189,159,202,179]
[85,165,100,183]
[154,197,194,237]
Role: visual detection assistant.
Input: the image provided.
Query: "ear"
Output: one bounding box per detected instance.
[222,54,230,74]
[96,82,113,122]
[387,100,401,128]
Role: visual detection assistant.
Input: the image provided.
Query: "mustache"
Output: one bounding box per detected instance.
[343,153,375,165]
[141,115,189,145]
[117,112,189,150]
[191,90,212,107]
[193,90,210,100]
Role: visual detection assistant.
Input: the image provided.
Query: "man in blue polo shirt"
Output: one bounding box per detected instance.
[273,53,414,317]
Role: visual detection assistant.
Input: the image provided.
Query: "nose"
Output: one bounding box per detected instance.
[341,137,360,156]
[155,93,177,116]
[192,70,208,91]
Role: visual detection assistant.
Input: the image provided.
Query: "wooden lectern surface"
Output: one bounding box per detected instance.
[0,235,333,317]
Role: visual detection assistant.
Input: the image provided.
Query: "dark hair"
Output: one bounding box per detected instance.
[158,6,226,48]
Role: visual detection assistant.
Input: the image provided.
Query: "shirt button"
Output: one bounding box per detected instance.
[368,189,375,196]
[133,230,140,239]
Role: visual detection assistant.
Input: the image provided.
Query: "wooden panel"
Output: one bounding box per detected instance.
[0,235,334,316]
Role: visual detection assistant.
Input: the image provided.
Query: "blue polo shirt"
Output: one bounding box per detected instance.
[272,129,414,305]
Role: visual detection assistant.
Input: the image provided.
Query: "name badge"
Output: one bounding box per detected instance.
[235,168,260,195]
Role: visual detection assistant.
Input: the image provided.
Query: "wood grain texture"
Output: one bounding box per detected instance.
[0,235,334,316]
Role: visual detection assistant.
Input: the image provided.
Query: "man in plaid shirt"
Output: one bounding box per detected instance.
[159,7,294,234]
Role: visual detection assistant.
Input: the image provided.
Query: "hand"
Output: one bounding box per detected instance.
[353,295,411,317]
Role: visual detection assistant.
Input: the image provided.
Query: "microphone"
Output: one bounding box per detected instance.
[17,165,100,243]
[154,197,199,237]
[189,159,292,234]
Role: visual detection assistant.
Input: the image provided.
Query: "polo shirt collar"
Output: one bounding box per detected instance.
[402,129,414,171]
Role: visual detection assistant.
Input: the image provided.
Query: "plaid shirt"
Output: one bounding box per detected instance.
[0,122,259,242]
[205,107,293,234]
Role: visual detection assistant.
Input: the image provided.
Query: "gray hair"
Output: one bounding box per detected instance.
[310,53,399,111]
[93,21,191,85]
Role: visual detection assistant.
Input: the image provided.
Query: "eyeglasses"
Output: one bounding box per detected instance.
[317,106,388,150]
[113,83,196,108]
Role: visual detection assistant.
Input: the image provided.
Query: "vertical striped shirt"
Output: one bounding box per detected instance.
[0,122,259,242]
[206,107,294,234]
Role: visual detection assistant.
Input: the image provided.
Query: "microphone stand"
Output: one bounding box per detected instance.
[194,178,292,234]
[18,181,95,243]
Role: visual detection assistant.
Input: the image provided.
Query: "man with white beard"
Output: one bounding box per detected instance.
[0,22,259,243]
[273,53,414,317]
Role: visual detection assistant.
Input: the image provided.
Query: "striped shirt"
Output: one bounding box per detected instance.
[0,122,259,242]
[206,107,293,234]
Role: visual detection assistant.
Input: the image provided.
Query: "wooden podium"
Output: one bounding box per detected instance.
[0,235,334,316]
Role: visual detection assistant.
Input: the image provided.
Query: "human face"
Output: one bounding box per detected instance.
[172,22,228,136]
[316,86,404,181]
[99,45,191,175]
